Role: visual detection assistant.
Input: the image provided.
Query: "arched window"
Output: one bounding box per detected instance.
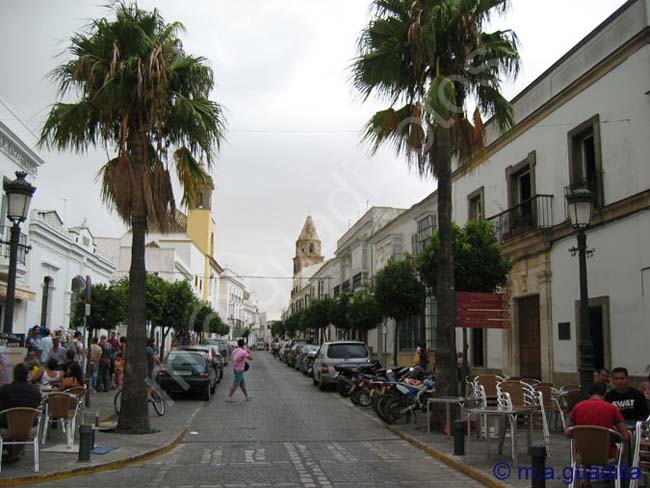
[309,243,314,254]
[40,277,53,326]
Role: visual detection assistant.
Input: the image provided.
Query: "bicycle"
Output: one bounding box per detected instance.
[114,380,166,416]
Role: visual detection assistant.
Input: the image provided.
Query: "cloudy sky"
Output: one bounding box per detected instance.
[0,0,627,314]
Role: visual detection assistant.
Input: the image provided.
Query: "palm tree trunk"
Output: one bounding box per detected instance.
[117,131,151,433]
[434,127,458,397]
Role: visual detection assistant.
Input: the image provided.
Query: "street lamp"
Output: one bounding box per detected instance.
[2,171,36,334]
[566,187,594,399]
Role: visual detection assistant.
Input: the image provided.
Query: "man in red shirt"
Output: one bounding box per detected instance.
[566,382,630,459]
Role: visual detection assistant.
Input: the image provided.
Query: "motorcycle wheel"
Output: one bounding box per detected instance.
[384,397,412,425]
[358,387,372,408]
[336,378,351,397]
[350,388,361,405]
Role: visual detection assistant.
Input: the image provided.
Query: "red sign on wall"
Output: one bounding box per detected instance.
[456,292,509,329]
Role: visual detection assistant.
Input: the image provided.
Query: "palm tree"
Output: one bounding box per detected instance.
[40,3,225,432]
[352,0,519,396]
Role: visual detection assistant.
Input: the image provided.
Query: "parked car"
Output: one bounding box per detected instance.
[278,341,290,362]
[178,344,224,382]
[203,338,229,365]
[283,339,309,364]
[312,341,371,391]
[157,350,217,400]
[298,344,320,376]
[291,343,307,369]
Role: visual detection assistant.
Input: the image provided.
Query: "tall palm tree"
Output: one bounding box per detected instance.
[40,3,225,432]
[352,0,519,396]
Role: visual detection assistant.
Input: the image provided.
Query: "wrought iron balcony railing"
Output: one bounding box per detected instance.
[487,194,554,244]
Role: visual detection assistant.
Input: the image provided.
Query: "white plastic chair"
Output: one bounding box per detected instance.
[0,407,41,473]
[41,392,78,448]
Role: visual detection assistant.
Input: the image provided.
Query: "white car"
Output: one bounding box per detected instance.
[312,341,371,391]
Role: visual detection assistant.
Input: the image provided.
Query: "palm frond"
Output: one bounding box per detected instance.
[174,147,210,208]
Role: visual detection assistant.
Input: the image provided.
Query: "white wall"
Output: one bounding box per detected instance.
[551,210,650,376]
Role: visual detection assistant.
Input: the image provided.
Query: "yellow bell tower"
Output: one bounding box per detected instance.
[186,175,216,301]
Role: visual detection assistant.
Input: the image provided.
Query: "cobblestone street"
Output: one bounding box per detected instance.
[27,353,485,488]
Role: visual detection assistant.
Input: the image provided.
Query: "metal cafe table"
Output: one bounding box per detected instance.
[466,405,534,466]
[427,396,479,437]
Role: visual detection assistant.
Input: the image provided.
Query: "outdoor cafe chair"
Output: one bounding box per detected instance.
[521,377,542,386]
[566,425,625,488]
[554,389,582,432]
[497,380,552,453]
[0,407,41,473]
[41,392,78,448]
[473,374,504,406]
[630,417,650,488]
[64,386,87,424]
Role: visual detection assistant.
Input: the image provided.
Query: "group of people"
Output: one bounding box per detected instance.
[24,325,127,393]
[566,367,650,468]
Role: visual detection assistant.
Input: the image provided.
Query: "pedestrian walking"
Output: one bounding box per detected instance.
[227,339,252,402]
[97,335,112,392]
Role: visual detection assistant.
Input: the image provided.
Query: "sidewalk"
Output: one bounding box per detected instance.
[389,413,576,488]
[0,388,202,486]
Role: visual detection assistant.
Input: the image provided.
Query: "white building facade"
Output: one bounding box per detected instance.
[450,0,650,382]
[0,119,43,333]
[25,211,115,333]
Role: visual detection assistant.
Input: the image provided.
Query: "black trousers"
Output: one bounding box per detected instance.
[97,361,111,392]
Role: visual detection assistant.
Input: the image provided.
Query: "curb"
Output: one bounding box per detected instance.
[0,428,187,486]
[385,425,506,488]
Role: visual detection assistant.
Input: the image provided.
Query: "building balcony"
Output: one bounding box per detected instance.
[487,194,554,244]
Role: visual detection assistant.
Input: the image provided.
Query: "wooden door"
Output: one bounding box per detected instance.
[518,295,541,379]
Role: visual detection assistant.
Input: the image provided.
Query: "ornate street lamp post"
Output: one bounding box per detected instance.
[2,171,36,334]
[566,187,594,399]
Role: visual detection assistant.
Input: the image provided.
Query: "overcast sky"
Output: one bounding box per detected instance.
[0,0,627,314]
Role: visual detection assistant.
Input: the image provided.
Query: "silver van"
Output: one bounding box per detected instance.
[312,341,371,390]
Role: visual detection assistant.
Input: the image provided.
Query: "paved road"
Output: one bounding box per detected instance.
[31,352,483,488]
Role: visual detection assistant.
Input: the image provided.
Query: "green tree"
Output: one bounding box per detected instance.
[328,294,351,339]
[271,320,285,339]
[70,281,127,332]
[158,279,197,358]
[347,290,382,343]
[40,3,226,432]
[417,220,512,293]
[374,256,426,366]
[304,298,334,343]
[417,219,512,385]
[284,315,298,339]
[146,274,167,340]
[352,0,520,396]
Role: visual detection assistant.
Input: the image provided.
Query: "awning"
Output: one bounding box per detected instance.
[0,281,36,301]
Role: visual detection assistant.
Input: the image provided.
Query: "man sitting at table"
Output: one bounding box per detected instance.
[0,363,42,463]
[566,382,630,459]
[606,367,650,421]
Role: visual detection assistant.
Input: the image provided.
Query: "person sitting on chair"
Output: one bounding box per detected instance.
[60,362,84,391]
[566,382,630,459]
[0,363,42,463]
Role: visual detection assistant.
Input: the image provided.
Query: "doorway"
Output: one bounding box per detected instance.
[575,297,610,372]
[517,295,541,379]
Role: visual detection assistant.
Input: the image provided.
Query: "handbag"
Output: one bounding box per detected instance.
[244,362,250,372]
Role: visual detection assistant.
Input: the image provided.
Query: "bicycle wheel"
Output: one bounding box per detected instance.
[151,389,166,416]
[114,389,122,415]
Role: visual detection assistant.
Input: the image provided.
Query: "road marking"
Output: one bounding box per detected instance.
[284,442,317,488]
[296,444,333,488]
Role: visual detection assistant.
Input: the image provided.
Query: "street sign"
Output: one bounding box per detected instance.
[456,291,509,329]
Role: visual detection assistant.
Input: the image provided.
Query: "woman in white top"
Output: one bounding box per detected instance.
[31,358,63,387]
